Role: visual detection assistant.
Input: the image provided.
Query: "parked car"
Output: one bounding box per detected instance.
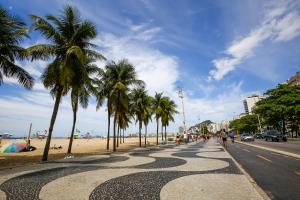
[240,133,255,142]
[254,133,263,139]
[262,132,268,139]
[264,130,287,142]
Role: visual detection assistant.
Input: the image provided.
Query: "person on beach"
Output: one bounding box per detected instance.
[221,129,228,148]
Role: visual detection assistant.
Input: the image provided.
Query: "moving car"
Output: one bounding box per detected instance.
[240,133,255,142]
[264,130,287,142]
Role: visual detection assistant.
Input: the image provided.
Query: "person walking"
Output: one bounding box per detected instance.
[221,129,228,148]
[184,132,188,144]
[229,132,235,143]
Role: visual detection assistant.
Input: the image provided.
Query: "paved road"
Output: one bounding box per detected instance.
[245,139,300,154]
[227,142,300,200]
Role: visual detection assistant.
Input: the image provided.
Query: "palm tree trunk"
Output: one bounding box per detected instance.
[156,118,159,145]
[117,124,119,147]
[164,126,167,144]
[113,91,120,152]
[119,128,122,144]
[106,100,111,150]
[139,120,142,147]
[67,99,78,155]
[113,113,117,152]
[42,88,63,161]
[145,125,147,147]
[161,125,164,141]
[123,129,125,143]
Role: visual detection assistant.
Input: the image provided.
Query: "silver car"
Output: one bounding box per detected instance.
[240,134,255,142]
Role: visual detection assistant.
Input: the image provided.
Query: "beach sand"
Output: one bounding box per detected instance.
[0,137,158,170]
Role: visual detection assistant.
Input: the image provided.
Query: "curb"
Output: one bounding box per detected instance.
[221,143,271,200]
[236,141,300,159]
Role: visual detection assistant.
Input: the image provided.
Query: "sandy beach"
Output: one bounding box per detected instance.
[0,137,158,170]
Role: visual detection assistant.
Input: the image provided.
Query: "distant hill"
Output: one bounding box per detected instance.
[188,120,214,130]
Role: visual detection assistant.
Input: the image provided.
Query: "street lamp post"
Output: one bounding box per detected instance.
[253,98,263,134]
[178,88,186,133]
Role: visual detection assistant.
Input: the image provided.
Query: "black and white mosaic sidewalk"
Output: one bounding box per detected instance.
[0,139,263,200]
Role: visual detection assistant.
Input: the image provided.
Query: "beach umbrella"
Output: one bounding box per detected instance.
[0,140,26,153]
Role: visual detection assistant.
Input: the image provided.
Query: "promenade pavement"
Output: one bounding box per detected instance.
[0,139,264,200]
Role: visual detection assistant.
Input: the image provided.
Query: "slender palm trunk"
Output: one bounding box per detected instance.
[164,126,167,144]
[67,99,78,155]
[145,125,147,147]
[106,99,111,150]
[117,124,119,147]
[113,113,117,152]
[139,120,142,147]
[119,128,122,144]
[156,118,159,145]
[123,129,125,143]
[161,124,164,141]
[113,92,120,152]
[42,88,63,161]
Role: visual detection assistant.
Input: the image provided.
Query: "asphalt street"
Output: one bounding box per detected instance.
[248,139,300,154]
[227,142,300,200]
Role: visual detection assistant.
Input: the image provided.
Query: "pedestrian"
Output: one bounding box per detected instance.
[184,132,188,144]
[221,129,228,148]
[229,132,235,143]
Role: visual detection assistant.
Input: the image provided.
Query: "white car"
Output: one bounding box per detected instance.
[240,134,255,142]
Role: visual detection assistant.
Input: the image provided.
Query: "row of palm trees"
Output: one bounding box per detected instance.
[0,5,178,161]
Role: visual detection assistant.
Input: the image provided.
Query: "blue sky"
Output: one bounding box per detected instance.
[1,0,300,137]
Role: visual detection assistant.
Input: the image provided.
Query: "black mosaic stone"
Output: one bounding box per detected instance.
[1,140,241,200]
[0,156,129,200]
[89,166,241,200]
[134,157,187,169]
[49,155,129,164]
[1,166,98,200]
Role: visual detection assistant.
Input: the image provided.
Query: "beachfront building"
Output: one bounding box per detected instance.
[243,94,264,114]
[207,123,219,133]
[287,71,300,86]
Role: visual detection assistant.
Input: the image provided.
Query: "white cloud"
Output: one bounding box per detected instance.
[0,3,263,137]
[210,0,300,80]
[96,31,178,96]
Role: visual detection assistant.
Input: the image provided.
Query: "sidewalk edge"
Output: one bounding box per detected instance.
[223,145,271,200]
[236,141,300,159]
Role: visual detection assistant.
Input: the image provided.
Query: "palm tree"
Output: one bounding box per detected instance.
[0,7,33,88]
[67,58,103,155]
[143,96,153,147]
[161,97,178,143]
[95,66,113,150]
[152,92,163,145]
[108,60,144,151]
[130,87,149,147]
[27,5,102,161]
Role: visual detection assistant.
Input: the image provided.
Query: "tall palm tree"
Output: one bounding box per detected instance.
[161,97,178,143]
[67,58,103,155]
[27,5,102,161]
[152,92,163,145]
[130,87,149,147]
[0,7,33,88]
[95,66,113,150]
[108,60,144,151]
[143,96,153,147]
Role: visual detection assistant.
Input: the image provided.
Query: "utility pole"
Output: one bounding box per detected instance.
[253,98,263,134]
[27,123,32,149]
[178,88,186,133]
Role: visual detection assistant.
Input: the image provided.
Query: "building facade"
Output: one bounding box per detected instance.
[243,95,263,114]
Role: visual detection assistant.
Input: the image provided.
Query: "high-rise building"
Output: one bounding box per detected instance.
[287,72,300,86]
[243,95,263,114]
